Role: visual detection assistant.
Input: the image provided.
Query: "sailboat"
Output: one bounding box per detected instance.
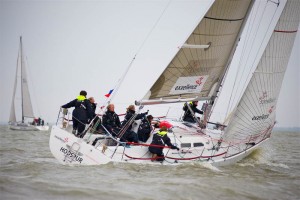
[49,0,299,166]
[9,36,49,131]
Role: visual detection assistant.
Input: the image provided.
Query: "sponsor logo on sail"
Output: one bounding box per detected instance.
[252,114,269,121]
[259,91,276,104]
[196,76,204,85]
[268,106,275,114]
[170,75,208,94]
[252,106,274,120]
[175,84,197,90]
[60,147,83,163]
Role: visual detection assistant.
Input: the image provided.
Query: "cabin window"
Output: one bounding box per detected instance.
[194,142,204,147]
[181,143,191,148]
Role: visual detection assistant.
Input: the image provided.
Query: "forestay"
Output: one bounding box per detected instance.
[224,0,300,145]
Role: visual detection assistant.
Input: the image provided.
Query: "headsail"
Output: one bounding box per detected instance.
[20,38,35,119]
[224,0,300,144]
[140,0,254,105]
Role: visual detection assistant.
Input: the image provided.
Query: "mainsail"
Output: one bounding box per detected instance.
[9,36,35,123]
[141,0,254,104]
[224,0,300,145]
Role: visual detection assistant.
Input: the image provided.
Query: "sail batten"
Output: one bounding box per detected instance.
[182,43,210,49]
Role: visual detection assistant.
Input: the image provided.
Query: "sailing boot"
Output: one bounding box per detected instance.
[72,129,77,135]
[78,132,86,138]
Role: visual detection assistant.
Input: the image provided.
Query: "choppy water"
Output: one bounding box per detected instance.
[0,125,299,200]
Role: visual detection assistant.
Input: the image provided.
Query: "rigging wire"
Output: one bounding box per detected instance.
[86,1,173,130]
[103,0,172,108]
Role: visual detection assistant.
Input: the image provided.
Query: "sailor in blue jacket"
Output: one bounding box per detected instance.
[61,90,94,137]
[149,126,179,161]
[102,104,121,136]
[138,115,154,142]
[121,105,148,142]
[182,101,203,123]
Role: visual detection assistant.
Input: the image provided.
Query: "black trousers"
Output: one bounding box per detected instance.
[72,117,86,134]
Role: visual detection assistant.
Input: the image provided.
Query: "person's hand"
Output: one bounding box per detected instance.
[176,147,180,151]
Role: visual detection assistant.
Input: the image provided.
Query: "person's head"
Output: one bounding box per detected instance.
[147,115,153,122]
[80,90,87,97]
[192,101,198,106]
[127,105,135,112]
[159,126,167,132]
[107,104,115,112]
[154,122,160,128]
[88,97,95,103]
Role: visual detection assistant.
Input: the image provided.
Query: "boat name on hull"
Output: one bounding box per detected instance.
[60,147,83,163]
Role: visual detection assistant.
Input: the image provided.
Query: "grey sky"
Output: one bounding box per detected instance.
[0,0,299,127]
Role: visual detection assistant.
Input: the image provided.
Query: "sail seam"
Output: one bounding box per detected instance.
[253,70,285,74]
[274,30,297,33]
[204,16,243,22]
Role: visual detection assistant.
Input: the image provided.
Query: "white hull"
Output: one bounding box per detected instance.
[10,123,49,131]
[49,120,270,167]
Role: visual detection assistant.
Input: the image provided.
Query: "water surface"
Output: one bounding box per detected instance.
[0,126,299,200]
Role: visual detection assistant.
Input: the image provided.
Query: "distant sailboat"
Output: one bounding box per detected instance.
[49,0,299,166]
[9,36,49,131]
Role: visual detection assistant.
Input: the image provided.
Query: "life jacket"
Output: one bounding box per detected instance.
[75,95,87,109]
[183,102,193,110]
[77,95,86,101]
[151,131,167,146]
[157,130,167,137]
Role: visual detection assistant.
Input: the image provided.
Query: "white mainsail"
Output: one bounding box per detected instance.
[9,52,19,123]
[141,0,254,104]
[224,0,300,146]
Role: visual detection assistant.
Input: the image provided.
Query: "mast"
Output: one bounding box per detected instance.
[206,0,256,121]
[20,36,24,123]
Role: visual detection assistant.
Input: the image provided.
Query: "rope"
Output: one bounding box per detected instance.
[124,150,228,161]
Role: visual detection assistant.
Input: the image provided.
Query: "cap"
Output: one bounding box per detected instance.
[159,120,172,129]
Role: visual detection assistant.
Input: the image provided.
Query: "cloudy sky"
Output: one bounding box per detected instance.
[0,0,299,127]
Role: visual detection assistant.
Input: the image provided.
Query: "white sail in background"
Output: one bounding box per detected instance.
[10,37,35,123]
[20,43,35,119]
[8,52,19,123]
[142,0,254,103]
[224,0,300,146]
